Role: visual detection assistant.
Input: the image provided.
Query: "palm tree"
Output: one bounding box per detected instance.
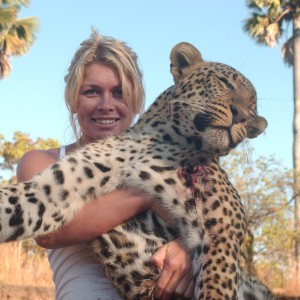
[0,0,38,79]
[243,0,300,284]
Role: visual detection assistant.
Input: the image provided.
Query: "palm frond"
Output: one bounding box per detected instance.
[0,0,37,78]
[0,0,30,8]
[265,22,282,47]
[16,0,30,7]
[244,13,271,45]
[246,0,282,13]
[243,10,283,47]
[4,16,38,55]
[246,0,267,11]
[0,7,17,33]
[281,35,294,67]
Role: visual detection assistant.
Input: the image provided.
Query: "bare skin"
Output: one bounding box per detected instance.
[17,63,193,299]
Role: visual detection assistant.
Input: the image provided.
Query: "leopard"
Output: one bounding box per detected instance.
[0,42,275,299]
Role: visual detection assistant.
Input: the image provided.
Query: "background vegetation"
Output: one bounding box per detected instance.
[244,0,300,285]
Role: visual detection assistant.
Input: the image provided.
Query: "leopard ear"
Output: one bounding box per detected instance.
[170,42,203,84]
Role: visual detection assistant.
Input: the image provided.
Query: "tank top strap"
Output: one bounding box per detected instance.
[59,145,66,159]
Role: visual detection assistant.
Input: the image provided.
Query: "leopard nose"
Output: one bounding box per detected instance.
[230,105,248,124]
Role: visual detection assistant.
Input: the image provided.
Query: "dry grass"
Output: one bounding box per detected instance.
[0,240,299,299]
[0,241,54,288]
[274,280,300,298]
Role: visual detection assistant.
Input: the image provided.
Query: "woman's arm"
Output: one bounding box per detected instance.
[35,189,150,248]
[17,149,151,248]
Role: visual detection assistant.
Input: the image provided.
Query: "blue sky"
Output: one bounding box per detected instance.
[0,0,294,169]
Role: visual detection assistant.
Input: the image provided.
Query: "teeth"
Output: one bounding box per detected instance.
[96,119,116,124]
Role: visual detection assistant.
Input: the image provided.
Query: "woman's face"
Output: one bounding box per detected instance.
[77,63,135,144]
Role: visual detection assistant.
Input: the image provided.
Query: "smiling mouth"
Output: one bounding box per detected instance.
[93,119,119,125]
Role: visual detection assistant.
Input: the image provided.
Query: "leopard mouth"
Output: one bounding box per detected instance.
[227,128,239,148]
[193,112,249,148]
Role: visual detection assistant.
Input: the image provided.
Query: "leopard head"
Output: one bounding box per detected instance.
[169,42,267,156]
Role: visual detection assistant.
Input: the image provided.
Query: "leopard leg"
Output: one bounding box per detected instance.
[91,211,177,300]
[0,150,124,242]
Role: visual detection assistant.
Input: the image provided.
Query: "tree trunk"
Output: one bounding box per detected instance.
[292,14,300,284]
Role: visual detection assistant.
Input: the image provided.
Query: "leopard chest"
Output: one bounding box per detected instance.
[178,160,246,246]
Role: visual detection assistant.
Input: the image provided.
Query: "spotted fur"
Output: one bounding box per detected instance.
[0,42,275,299]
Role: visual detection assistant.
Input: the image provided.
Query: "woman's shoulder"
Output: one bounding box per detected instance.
[17,148,61,182]
[20,148,60,163]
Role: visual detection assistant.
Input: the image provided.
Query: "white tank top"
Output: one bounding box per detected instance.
[47,145,121,300]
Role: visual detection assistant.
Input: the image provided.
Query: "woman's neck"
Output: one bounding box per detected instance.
[65,141,82,154]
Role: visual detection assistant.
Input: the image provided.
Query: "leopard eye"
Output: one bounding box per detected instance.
[216,76,235,90]
[230,105,248,123]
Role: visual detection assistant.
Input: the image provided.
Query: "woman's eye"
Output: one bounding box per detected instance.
[113,89,123,98]
[82,89,99,97]
[83,89,98,96]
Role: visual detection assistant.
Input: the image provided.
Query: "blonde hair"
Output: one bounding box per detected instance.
[64,30,145,141]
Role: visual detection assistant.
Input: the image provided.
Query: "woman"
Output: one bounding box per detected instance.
[17,31,193,300]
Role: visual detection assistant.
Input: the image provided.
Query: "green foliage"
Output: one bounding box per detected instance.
[0,0,30,7]
[221,148,294,287]
[0,0,39,78]
[243,0,300,48]
[246,0,282,15]
[0,131,60,183]
[244,0,300,287]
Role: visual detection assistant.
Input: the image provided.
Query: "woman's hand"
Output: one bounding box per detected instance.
[152,238,194,299]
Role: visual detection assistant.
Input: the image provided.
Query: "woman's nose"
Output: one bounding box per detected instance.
[97,94,114,111]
